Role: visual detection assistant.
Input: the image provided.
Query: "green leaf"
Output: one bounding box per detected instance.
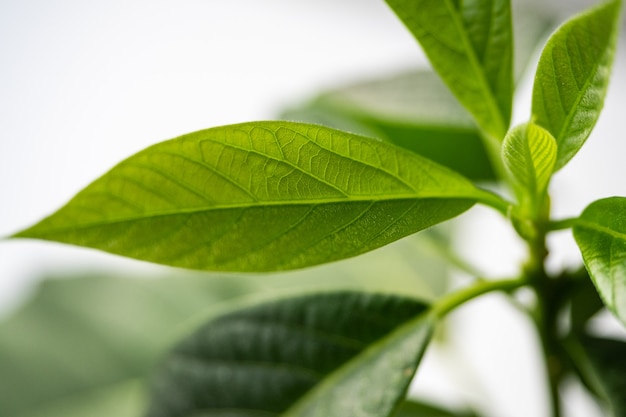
[145,292,434,417]
[394,399,478,417]
[580,337,626,416]
[501,122,556,212]
[16,381,145,417]
[282,71,495,181]
[531,0,622,171]
[15,121,488,272]
[385,0,513,143]
[573,197,626,326]
[0,273,255,417]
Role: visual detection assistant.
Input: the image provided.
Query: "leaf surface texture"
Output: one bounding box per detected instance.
[146,291,433,417]
[501,123,556,209]
[16,122,482,272]
[574,197,626,325]
[532,0,621,170]
[385,0,513,142]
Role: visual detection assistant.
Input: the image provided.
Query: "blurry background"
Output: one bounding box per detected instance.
[1,1,625,417]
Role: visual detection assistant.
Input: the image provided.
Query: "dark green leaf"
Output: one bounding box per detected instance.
[580,337,626,416]
[531,0,622,171]
[569,268,605,333]
[573,197,626,326]
[15,121,488,272]
[282,71,495,181]
[501,122,556,213]
[385,0,513,144]
[146,292,434,417]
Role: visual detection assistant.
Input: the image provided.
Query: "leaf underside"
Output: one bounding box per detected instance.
[145,292,433,417]
[385,0,513,141]
[15,121,479,272]
[573,197,626,326]
[531,0,621,171]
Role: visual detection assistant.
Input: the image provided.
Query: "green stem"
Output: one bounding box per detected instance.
[432,277,526,319]
[524,214,564,417]
[533,283,564,417]
[475,188,513,216]
[548,217,578,231]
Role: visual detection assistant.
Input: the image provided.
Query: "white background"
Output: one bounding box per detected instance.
[1,1,625,416]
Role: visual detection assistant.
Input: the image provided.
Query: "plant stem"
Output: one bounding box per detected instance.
[533,282,564,417]
[525,216,564,417]
[432,277,526,319]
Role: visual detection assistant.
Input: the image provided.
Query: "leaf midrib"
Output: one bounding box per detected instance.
[281,310,432,416]
[17,194,476,237]
[443,0,507,138]
[554,27,610,153]
[575,219,626,242]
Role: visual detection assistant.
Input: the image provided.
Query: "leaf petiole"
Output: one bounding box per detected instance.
[474,188,513,215]
[431,276,527,319]
[547,217,579,231]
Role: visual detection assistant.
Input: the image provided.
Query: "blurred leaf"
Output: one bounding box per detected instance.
[282,71,494,181]
[0,273,254,417]
[569,268,605,333]
[385,0,513,145]
[17,381,145,417]
[532,0,622,171]
[15,121,486,272]
[0,221,458,417]
[580,337,626,416]
[512,6,554,82]
[146,292,434,417]
[573,197,626,326]
[395,399,478,417]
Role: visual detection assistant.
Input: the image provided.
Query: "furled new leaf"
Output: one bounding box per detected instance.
[145,292,434,417]
[580,337,626,416]
[573,197,626,326]
[282,71,495,181]
[14,121,490,272]
[532,0,622,171]
[385,0,513,145]
[501,123,556,212]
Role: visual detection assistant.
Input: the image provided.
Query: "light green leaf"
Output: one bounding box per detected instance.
[573,197,626,326]
[531,0,622,171]
[580,337,626,417]
[0,273,255,417]
[501,123,556,211]
[145,292,434,417]
[15,121,489,272]
[282,71,495,181]
[16,381,145,417]
[385,0,513,143]
[394,399,479,417]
